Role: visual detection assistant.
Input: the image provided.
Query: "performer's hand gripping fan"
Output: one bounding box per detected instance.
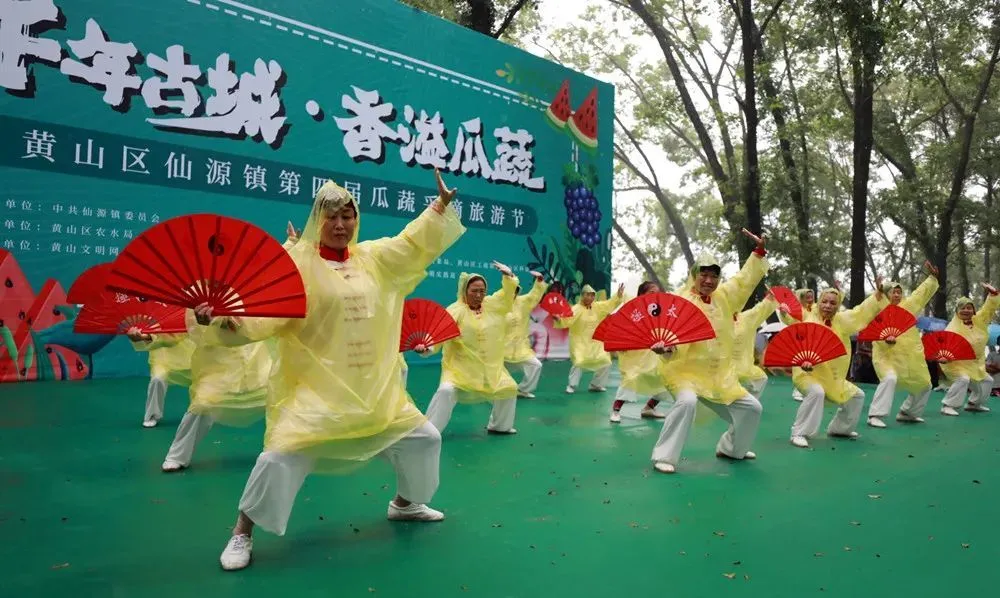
[399,298,461,352]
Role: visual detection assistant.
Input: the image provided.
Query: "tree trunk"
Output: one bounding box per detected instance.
[462,0,497,35]
[612,220,663,288]
[931,22,1000,316]
[741,0,763,266]
[986,179,995,283]
[956,216,971,298]
[848,49,876,307]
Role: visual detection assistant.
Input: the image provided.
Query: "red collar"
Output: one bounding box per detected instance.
[319,245,350,262]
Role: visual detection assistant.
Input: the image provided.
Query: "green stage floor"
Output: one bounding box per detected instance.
[1,360,997,596]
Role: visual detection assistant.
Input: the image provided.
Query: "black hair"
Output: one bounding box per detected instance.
[698,265,722,276]
[637,280,659,295]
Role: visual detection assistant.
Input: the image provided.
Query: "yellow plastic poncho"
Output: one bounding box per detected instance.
[657,252,768,404]
[871,276,938,394]
[554,285,623,371]
[792,289,887,403]
[734,295,778,385]
[940,293,1000,383]
[132,334,195,387]
[183,310,274,426]
[432,272,519,403]
[207,182,465,469]
[504,278,548,363]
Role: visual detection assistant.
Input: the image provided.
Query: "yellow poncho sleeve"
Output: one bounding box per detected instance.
[872,275,938,394]
[941,292,1000,383]
[440,274,520,403]
[131,333,195,387]
[793,292,887,403]
[184,310,271,427]
[734,296,778,384]
[560,294,623,371]
[663,253,769,404]
[504,279,548,362]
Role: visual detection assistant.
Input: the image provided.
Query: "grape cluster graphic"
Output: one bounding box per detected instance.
[564,181,602,248]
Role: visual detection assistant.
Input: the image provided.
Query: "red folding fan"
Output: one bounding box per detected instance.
[762,322,846,368]
[591,292,716,352]
[74,290,188,335]
[539,292,573,318]
[105,214,306,318]
[857,304,917,342]
[66,262,114,305]
[770,286,803,321]
[399,298,461,352]
[921,331,976,362]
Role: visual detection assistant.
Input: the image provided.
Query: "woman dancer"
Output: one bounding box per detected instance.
[128,313,273,472]
[866,262,939,427]
[939,283,1000,416]
[789,281,886,448]
[650,230,769,474]
[556,284,624,394]
[424,264,520,434]
[134,334,195,428]
[503,271,548,399]
[609,281,668,423]
[780,288,819,402]
[195,169,465,571]
[733,290,778,400]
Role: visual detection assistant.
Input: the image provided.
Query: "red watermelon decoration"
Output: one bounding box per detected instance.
[545,79,572,130]
[0,250,35,382]
[568,86,598,149]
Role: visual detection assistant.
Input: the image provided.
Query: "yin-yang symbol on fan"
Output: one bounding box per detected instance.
[207,234,230,256]
[648,303,661,317]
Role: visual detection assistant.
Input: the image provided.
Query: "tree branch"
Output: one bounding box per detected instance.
[757,0,787,41]
[492,0,530,38]
[612,220,664,287]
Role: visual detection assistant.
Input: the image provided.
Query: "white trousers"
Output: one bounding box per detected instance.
[238,421,441,536]
[651,389,763,465]
[742,377,767,400]
[144,376,167,422]
[164,411,214,466]
[568,365,611,389]
[613,385,671,404]
[791,384,864,438]
[425,383,516,433]
[942,375,993,409]
[400,364,408,388]
[506,357,543,394]
[868,374,932,418]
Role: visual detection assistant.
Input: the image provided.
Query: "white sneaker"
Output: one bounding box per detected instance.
[828,431,860,439]
[565,386,575,394]
[965,404,991,413]
[387,501,445,522]
[653,462,675,474]
[609,411,622,423]
[743,450,757,460]
[142,419,158,428]
[790,436,809,448]
[161,460,185,472]
[588,386,607,392]
[867,417,886,429]
[640,407,666,419]
[486,427,517,435]
[896,412,925,423]
[941,406,960,416]
[517,392,535,399]
[219,534,252,571]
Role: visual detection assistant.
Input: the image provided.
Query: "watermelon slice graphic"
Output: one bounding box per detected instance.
[545,79,572,130]
[568,86,598,149]
[24,279,88,380]
[0,249,35,381]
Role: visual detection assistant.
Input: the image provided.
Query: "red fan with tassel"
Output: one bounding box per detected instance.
[857,304,917,342]
[922,331,976,362]
[74,290,188,335]
[591,292,715,351]
[770,286,803,321]
[105,214,306,318]
[66,262,114,305]
[399,298,461,352]
[539,292,573,318]
[763,322,846,368]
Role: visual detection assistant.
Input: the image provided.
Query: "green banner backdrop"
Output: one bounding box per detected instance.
[0,0,613,382]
